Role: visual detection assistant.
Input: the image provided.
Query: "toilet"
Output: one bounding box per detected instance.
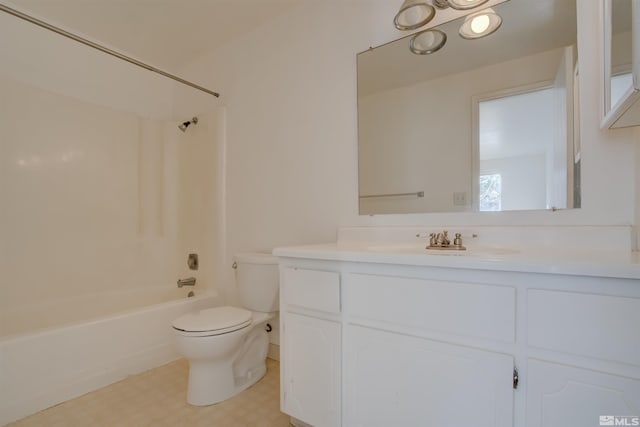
[172,252,279,406]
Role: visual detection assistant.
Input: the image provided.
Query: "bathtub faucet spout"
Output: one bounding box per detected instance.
[177,277,196,288]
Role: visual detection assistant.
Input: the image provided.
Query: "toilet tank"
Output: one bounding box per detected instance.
[234,252,279,313]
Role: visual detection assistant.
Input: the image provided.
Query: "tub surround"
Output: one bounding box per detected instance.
[275,226,640,427]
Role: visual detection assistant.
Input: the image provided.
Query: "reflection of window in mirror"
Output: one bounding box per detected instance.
[479,173,502,212]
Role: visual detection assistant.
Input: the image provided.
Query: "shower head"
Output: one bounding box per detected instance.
[178,116,198,132]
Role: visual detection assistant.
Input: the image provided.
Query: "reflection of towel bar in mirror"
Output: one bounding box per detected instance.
[360,191,425,199]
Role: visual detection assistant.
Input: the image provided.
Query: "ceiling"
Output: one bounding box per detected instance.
[2,0,299,73]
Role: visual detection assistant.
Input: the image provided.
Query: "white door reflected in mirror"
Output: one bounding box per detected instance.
[474,45,578,212]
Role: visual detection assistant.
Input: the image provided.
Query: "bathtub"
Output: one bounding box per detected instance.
[0,288,221,425]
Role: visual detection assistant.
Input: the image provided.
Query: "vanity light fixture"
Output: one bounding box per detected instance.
[409,29,447,55]
[447,0,490,10]
[394,0,436,30]
[458,8,502,39]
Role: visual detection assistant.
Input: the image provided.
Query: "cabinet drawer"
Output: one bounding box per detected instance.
[282,268,341,313]
[347,273,516,343]
[528,289,640,366]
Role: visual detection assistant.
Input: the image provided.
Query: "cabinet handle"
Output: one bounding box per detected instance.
[513,367,519,389]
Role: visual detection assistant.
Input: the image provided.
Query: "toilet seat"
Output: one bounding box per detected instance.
[172,306,252,337]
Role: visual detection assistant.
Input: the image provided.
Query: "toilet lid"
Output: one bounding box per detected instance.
[172,306,252,335]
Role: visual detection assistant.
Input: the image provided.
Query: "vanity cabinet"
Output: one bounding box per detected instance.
[280,267,341,427]
[277,254,640,427]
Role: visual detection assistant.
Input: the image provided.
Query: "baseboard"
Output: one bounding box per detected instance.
[267,343,280,361]
[290,417,313,427]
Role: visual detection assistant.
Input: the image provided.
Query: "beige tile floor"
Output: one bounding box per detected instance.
[9,358,292,427]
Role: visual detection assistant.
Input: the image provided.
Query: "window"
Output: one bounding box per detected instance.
[479,173,502,211]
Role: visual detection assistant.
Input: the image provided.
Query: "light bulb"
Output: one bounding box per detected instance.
[471,14,490,34]
[458,8,502,40]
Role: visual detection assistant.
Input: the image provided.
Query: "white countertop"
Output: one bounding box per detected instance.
[273,242,640,280]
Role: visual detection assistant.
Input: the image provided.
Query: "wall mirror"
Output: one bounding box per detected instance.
[357,0,580,215]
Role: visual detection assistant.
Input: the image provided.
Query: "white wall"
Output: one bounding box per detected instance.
[177,0,638,301]
[0,8,219,123]
[0,11,168,120]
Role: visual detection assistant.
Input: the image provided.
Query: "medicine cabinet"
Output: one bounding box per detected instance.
[602,0,640,128]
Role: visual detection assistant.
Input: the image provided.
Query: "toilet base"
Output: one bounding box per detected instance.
[187,359,267,406]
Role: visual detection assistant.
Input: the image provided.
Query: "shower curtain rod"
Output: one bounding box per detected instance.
[0,3,220,98]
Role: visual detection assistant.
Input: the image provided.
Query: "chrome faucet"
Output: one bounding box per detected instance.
[426,230,466,251]
[177,277,196,287]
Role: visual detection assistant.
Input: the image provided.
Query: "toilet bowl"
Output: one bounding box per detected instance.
[172,253,279,406]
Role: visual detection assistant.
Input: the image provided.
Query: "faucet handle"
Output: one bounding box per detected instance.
[417,232,438,249]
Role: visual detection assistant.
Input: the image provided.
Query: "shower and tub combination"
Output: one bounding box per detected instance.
[0,3,227,425]
[0,97,224,425]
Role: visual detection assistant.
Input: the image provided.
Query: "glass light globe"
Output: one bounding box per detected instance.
[471,14,491,34]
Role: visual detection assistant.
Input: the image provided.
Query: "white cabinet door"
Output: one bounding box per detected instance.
[345,325,514,427]
[526,359,640,427]
[282,313,341,427]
